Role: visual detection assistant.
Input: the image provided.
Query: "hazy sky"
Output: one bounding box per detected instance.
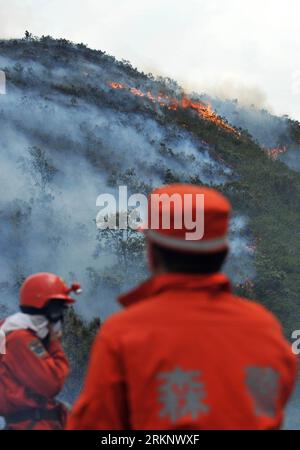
[1,0,300,119]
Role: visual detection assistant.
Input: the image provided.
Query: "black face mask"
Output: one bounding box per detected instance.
[43,300,68,323]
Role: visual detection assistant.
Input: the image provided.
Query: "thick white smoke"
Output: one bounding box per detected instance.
[0,41,254,321]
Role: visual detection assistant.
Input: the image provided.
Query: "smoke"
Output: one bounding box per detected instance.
[194,93,291,148]
[225,216,255,283]
[279,147,300,172]
[191,84,300,170]
[0,39,255,322]
[201,78,270,110]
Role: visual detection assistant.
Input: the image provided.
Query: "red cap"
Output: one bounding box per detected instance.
[144,184,231,253]
[20,273,80,309]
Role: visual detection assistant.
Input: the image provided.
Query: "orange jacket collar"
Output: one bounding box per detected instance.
[118,272,231,308]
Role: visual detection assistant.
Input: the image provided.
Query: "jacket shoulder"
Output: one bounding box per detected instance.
[6,328,38,346]
[98,300,158,340]
[102,292,284,339]
[5,329,49,361]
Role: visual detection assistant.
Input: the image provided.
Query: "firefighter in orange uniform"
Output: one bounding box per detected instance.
[67,184,297,430]
[0,272,81,430]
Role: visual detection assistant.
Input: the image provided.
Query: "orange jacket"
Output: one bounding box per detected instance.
[0,327,69,429]
[67,273,297,430]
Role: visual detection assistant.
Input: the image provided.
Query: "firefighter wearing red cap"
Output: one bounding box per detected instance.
[0,272,81,430]
[67,184,297,430]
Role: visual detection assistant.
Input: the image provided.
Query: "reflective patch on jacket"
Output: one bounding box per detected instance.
[245,366,279,418]
[28,339,47,358]
[157,366,209,422]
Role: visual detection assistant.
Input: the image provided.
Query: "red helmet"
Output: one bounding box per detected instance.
[142,184,231,253]
[20,272,82,309]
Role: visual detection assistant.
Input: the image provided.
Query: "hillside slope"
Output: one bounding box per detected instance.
[0,35,300,338]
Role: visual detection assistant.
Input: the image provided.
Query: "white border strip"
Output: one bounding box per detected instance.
[146,229,229,253]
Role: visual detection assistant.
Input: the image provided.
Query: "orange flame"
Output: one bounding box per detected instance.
[263,145,287,160]
[110,82,124,89]
[108,81,240,136]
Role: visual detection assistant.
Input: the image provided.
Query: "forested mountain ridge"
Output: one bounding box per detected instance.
[1,35,300,397]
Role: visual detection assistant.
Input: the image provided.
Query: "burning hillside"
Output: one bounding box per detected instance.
[109,82,294,162]
[109,81,240,137]
[1,35,300,340]
[263,145,288,160]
